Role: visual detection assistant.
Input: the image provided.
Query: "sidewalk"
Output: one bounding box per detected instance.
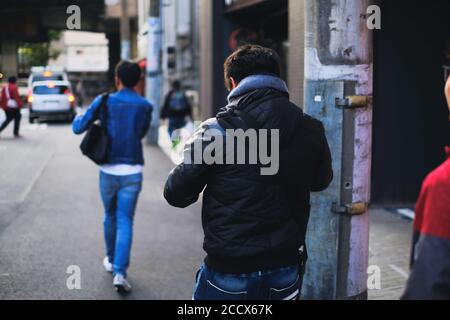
[0,124,205,300]
[368,208,413,300]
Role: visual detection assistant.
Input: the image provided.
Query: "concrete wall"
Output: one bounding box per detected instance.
[199,0,213,120]
[105,0,138,18]
[288,0,305,108]
[303,0,373,300]
[1,41,18,77]
[199,0,229,120]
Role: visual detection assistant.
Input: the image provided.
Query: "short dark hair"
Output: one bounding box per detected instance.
[171,80,181,90]
[8,76,17,84]
[115,61,142,88]
[224,45,281,90]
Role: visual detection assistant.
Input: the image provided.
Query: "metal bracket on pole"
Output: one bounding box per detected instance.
[332,202,368,216]
[335,95,373,109]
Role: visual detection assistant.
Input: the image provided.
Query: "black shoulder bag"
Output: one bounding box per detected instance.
[79,93,110,165]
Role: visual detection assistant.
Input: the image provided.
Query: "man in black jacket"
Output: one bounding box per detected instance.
[164,45,333,300]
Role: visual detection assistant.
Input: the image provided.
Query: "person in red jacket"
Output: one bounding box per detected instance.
[402,76,450,300]
[0,76,23,137]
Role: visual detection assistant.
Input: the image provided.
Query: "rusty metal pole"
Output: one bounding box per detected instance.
[302,0,374,300]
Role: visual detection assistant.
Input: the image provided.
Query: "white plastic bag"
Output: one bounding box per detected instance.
[174,120,194,150]
[159,120,198,165]
[0,108,6,127]
[180,121,195,140]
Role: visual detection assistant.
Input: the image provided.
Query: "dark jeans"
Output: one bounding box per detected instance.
[0,109,21,135]
[193,264,302,300]
[99,172,143,277]
[168,117,187,139]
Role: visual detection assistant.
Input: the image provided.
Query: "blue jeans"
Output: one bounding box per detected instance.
[193,264,302,301]
[99,172,143,277]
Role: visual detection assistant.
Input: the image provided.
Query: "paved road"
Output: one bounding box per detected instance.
[0,122,204,300]
[368,208,412,300]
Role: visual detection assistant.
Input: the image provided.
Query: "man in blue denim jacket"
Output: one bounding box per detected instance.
[73,61,153,293]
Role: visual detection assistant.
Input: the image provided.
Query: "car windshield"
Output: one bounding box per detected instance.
[33,85,69,95]
[33,75,64,83]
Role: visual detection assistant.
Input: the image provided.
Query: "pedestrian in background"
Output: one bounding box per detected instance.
[0,76,23,137]
[76,80,86,108]
[160,80,193,147]
[164,45,333,300]
[402,76,450,300]
[72,61,153,293]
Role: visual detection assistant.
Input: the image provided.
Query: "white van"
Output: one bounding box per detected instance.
[28,81,76,123]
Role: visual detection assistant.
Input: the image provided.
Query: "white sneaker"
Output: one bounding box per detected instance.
[103,257,113,273]
[113,274,132,293]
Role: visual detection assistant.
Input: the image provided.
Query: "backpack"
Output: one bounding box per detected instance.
[169,91,189,112]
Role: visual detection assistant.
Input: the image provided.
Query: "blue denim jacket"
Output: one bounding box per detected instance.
[73,88,153,165]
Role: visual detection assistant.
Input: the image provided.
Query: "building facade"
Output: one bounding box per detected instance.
[200,0,305,119]
[137,0,200,108]
[198,0,450,300]
[199,0,450,206]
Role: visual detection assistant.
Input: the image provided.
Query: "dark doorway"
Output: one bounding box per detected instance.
[372,0,450,205]
[205,0,288,116]
[224,0,288,81]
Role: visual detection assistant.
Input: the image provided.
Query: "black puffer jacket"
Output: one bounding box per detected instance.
[164,77,333,274]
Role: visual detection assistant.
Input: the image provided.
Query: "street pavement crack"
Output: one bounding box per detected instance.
[17,151,55,204]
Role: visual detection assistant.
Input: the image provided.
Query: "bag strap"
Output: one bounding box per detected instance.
[97,93,109,127]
